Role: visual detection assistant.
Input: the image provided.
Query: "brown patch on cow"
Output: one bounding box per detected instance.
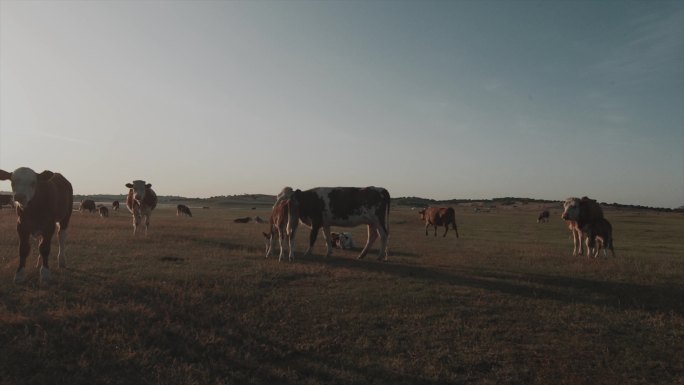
[420,207,459,237]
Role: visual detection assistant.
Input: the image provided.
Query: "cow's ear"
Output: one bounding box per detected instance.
[125,183,133,188]
[37,170,54,181]
[145,184,152,189]
[0,169,11,181]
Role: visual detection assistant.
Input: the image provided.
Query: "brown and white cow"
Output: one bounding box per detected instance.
[262,198,297,261]
[537,210,550,223]
[176,204,192,217]
[276,186,390,260]
[112,200,120,211]
[79,199,97,213]
[561,197,605,257]
[125,180,157,236]
[0,167,73,283]
[331,232,354,249]
[419,207,459,238]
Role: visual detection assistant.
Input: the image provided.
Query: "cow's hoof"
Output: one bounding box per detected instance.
[14,269,26,284]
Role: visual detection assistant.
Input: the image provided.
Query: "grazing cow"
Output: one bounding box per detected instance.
[112,200,120,211]
[419,207,459,237]
[98,206,109,218]
[331,232,354,249]
[537,210,550,223]
[125,180,157,236]
[584,218,616,258]
[79,199,97,213]
[176,204,192,217]
[275,186,390,260]
[561,197,605,257]
[233,216,252,223]
[0,167,73,283]
[262,198,296,261]
[0,194,13,209]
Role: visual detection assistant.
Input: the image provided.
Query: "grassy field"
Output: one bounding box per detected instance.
[1,204,683,385]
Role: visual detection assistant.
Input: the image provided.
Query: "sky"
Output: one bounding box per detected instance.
[0,0,682,208]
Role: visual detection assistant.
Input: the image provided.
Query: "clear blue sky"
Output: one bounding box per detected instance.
[1,0,682,208]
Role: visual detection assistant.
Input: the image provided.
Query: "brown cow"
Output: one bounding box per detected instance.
[262,198,296,261]
[584,217,616,258]
[79,199,97,213]
[0,167,73,283]
[176,204,192,217]
[125,180,158,236]
[419,207,459,237]
[537,210,550,223]
[561,197,605,257]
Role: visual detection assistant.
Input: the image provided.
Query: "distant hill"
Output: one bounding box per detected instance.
[66,193,683,213]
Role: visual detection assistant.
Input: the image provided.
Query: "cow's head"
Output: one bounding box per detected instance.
[0,167,54,208]
[418,209,426,220]
[126,180,152,202]
[561,197,580,221]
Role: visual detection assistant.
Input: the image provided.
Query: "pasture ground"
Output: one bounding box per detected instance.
[1,204,683,385]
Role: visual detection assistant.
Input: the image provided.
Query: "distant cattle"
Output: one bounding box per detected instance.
[112,200,120,211]
[176,204,192,217]
[98,206,109,218]
[0,167,73,283]
[0,194,13,209]
[233,216,252,223]
[262,198,295,261]
[275,186,390,260]
[125,180,158,236]
[561,197,605,257]
[419,207,459,238]
[331,232,354,249]
[79,199,97,213]
[537,210,550,223]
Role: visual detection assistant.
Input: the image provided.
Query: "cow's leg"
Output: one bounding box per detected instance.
[287,218,298,261]
[303,224,320,257]
[38,232,53,283]
[132,211,141,235]
[15,229,30,283]
[144,214,151,237]
[434,225,438,237]
[57,224,68,268]
[322,226,333,257]
[278,228,286,262]
[443,224,449,237]
[376,226,388,261]
[425,223,429,236]
[358,225,379,259]
[452,222,460,238]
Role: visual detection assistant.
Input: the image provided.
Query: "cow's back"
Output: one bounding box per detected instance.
[426,207,455,225]
[47,173,73,226]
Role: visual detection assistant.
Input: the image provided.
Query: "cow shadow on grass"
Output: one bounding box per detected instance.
[299,255,684,316]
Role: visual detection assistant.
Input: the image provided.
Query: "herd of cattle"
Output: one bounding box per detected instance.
[0,167,615,283]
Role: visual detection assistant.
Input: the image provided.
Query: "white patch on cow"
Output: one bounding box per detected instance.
[8,167,38,207]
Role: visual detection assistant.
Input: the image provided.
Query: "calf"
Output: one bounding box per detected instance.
[561,197,605,257]
[125,180,157,236]
[331,232,354,249]
[276,186,390,260]
[176,204,192,217]
[98,206,109,218]
[419,207,459,237]
[112,200,120,211]
[262,198,297,261]
[0,167,73,283]
[79,199,97,213]
[537,210,550,223]
[583,218,616,258]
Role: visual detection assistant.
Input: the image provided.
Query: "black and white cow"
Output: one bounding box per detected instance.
[276,186,390,260]
[0,167,73,283]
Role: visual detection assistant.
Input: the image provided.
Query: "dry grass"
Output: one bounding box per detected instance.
[1,205,683,385]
